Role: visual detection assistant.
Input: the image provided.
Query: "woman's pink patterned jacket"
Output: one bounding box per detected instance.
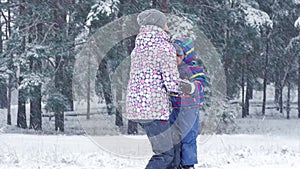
[126,25,179,120]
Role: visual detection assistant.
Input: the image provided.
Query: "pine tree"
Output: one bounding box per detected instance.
[0,1,7,109]
[27,0,44,130]
[16,0,28,128]
[271,0,298,114]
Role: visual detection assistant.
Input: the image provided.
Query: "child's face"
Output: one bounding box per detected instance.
[176,54,183,65]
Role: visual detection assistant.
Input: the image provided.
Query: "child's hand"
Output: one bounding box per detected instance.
[178,79,195,94]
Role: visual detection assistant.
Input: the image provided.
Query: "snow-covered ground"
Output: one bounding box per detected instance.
[1,85,300,169]
[0,133,300,169]
[1,106,300,169]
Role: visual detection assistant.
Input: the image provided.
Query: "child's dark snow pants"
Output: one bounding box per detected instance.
[168,106,200,167]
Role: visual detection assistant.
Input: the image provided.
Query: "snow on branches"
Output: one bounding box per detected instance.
[295,17,300,29]
[167,15,196,41]
[243,4,273,30]
[286,35,300,54]
[86,0,119,26]
[293,0,300,5]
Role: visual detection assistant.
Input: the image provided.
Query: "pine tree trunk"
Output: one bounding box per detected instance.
[114,2,126,127]
[248,82,253,100]
[115,110,123,127]
[115,60,123,127]
[6,43,11,125]
[7,88,11,125]
[159,0,169,12]
[54,57,65,132]
[29,23,43,130]
[287,75,290,119]
[17,65,27,128]
[87,52,91,120]
[224,16,233,99]
[0,9,7,109]
[127,36,137,134]
[262,29,270,116]
[29,84,42,130]
[55,111,64,132]
[53,0,67,131]
[245,79,251,116]
[99,58,113,115]
[115,99,123,127]
[29,12,43,130]
[0,82,7,109]
[152,0,157,8]
[64,0,75,111]
[5,0,12,125]
[298,55,300,118]
[241,62,246,118]
[279,86,283,114]
[62,59,74,111]
[17,88,27,128]
[17,1,27,129]
[275,79,280,104]
[128,120,138,135]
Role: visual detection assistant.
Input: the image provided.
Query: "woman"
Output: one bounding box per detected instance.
[126,9,179,169]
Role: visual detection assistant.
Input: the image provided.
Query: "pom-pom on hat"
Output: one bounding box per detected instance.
[174,38,195,64]
[137,9,167,29]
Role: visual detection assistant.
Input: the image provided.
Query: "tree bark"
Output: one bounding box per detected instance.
[0,6,7,109]
[53,0,68,131]
[29,84,42,130]
[286,74,290,119]
[87,52,91,120]
[224,13,233,99]
[159,0,169,12]
[248,82,253,100]
[275,79,280,104]
[29,47,43,130]
[115,1,126,127]
[298,54,300,118]
[64,0,75,111]
[245,79,251,116]
[5,0,12,125]
[262,29,270,116]
[17,0,27,129]
[127,36,138,134]
[128,120,138,135]
[29,2,43,130]
[17,88,27,128]
[152,0,157,8]
[55,111,64,132]
[0,81,7,109]
[54,55,65,132]
[115,54,123,127]
[98,58,113,115]
[115,85,123,126]
[279,85,283,114]
[241,62,246,118]
[7,88,11,125]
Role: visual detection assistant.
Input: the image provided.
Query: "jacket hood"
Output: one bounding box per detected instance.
[174,38,195,64]
[135,25,171,52]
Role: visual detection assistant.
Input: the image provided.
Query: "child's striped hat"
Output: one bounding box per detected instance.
[173,38,195,64]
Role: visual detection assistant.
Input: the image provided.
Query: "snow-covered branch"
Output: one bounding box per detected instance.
[243,4,273,30]
[86,0,119,27]
[295,17,300,29]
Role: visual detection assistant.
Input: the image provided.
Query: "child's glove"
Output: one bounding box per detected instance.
[178,79,196,94]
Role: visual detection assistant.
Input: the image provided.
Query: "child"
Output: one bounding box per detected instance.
[168,38,206,169]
